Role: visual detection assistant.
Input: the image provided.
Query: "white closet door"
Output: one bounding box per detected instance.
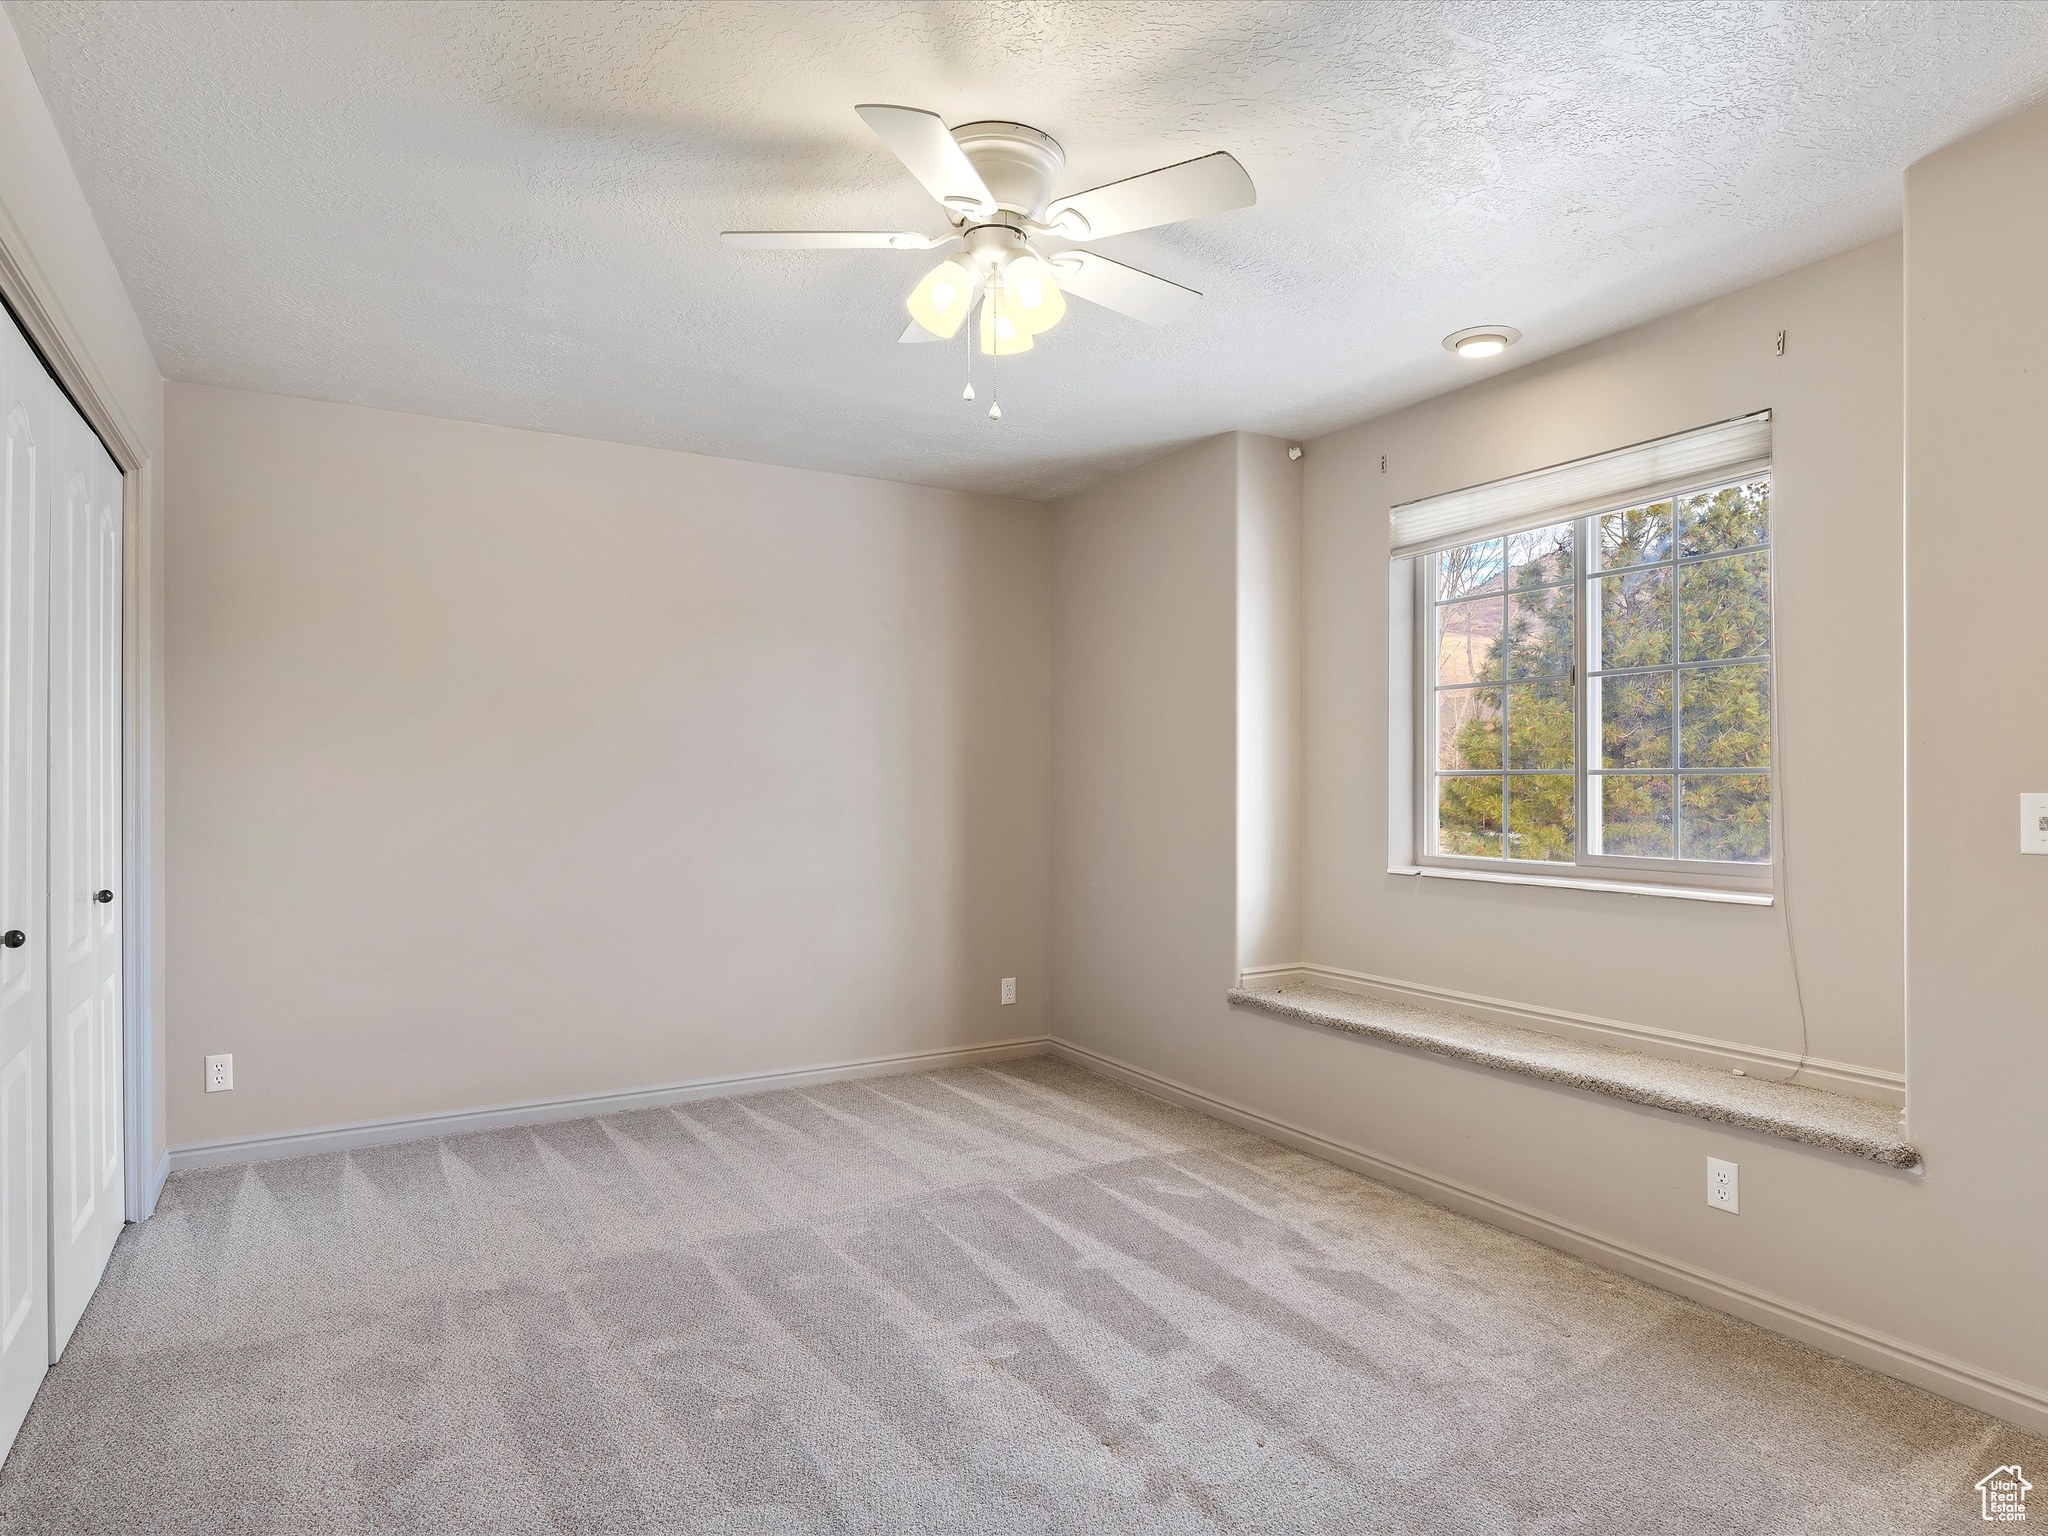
[46,395,120,1359]
[0,314,52,1448]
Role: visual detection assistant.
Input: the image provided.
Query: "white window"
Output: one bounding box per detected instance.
[1401,422,1774,893]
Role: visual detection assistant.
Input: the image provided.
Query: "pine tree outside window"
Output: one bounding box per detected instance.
[1419,473,1773,889]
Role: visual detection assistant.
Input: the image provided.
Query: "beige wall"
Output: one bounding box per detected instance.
[1052,433,1240,1073]
[166,384,1051,1145]
[0,9,169,1185]
[1052,426,1304,1050]
[1235,435,1304,974]
[1901,102,2048,1404]
[1051,223,2047,1428]
[1307,237,1905,1082]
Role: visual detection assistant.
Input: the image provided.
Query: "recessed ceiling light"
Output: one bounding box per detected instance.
[1444,325,1522,359]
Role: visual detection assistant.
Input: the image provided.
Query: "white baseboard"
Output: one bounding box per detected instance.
[146,1149,170,1216]
[1238,961,1905,1107]
[1049,1036,2046,1436]
[166,1035,1052,1174]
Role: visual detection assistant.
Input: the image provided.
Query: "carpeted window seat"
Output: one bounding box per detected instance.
[1227,980,1919,1169]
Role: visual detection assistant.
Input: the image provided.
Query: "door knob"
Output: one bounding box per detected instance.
[93,890,113,904]
[1,931,22,948]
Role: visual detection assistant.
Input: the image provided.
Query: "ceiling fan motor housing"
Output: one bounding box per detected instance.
[962,220,1032,272]
[950,121,1065,219]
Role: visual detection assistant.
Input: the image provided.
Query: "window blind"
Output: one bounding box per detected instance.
[1388,410,1772,558]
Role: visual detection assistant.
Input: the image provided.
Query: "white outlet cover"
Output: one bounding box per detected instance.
[205,1053,233,1092]
[1707,1156,1739,1213]
[1000,977,1017,1006]
[2021,793,2048,854]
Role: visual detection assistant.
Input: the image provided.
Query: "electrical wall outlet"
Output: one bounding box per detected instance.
[1000,977,1017,1006]
[2021,793,2048,854]
[205,1053,233,1093]
[1707,1156,1739,1213]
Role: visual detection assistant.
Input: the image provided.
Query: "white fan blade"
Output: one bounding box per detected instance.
[1050,251,1200,326]
[854,104,997,216]
[721,230,943,249]
[1045,152,1254,240]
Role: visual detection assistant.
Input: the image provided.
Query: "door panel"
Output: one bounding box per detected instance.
[0,312,50,1451]
[47,396,120,1359]
[60,996,94,1240]
[99,974,119,1191]
[0,1047,33,1350]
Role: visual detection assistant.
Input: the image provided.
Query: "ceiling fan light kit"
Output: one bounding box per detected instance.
[722,105,1255,417]
[978,292,1032,355]
[990,252,1064,334]
[905,254,979,339]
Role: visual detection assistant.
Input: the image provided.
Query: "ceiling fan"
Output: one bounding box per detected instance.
[722,106,1254,415]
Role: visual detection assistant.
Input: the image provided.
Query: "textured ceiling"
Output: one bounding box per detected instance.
[12,1,2048,499]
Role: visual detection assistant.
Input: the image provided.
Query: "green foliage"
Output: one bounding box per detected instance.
[1437,481,1773,864]
[1671,482,1772,861]
[1680,772,1770,861]
[1438,775,1502,857]
[1679,479,1769,556]
[1444,523,1576,861]
[1600,773,1672,856]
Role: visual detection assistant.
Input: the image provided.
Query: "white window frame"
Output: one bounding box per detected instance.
[1409,461,1777,896]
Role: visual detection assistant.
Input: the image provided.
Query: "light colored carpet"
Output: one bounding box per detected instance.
[0,1056,2035,1533]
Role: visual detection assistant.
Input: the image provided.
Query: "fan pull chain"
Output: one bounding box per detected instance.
[988,271,1002,421]
[962,305,975,401]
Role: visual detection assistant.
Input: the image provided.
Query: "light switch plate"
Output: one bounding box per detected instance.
[2022,794,2048,854]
